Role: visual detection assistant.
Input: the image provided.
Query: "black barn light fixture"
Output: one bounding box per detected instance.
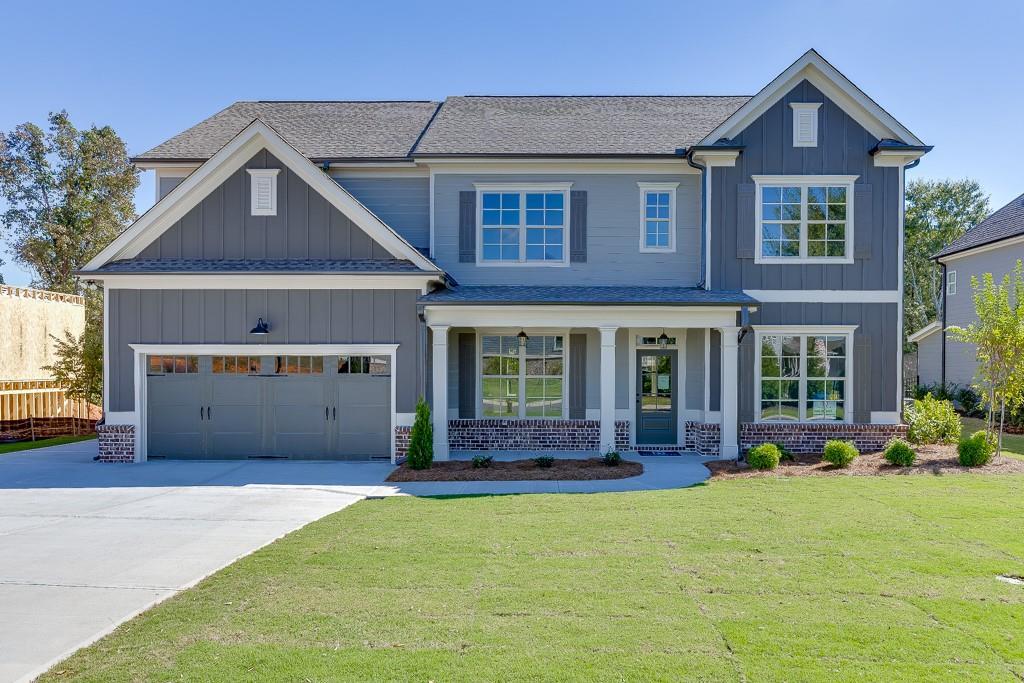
[249,317,270,335]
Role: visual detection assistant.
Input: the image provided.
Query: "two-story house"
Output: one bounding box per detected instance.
[80,50,928,463]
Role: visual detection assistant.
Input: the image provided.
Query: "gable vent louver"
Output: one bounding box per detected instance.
[247,169,280,216]
[790,103,821,148]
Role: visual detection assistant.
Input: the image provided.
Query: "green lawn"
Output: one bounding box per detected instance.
[962,416,1024,458]
[43,475,1024,682]
[0,433,95,455]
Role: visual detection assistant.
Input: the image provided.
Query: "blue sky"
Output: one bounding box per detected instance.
[2,0,1022,285]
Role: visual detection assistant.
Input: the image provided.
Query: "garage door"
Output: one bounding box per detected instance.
[146,354,391,460]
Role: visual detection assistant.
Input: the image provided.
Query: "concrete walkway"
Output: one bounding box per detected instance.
[0,440,709,681]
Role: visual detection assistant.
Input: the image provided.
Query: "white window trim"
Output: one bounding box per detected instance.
[752,325,857,424]
[752,175,858,265]
[473,182,572,267]
[247,168,280,216]
[637,182,679,253]
[946,270,957,296]
[790,102,822,147]
[475,329,569,419]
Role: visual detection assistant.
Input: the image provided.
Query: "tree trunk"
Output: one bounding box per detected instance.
[998,399,1005,457]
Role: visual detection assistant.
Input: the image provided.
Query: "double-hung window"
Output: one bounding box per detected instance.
[481,334,564,418]
[477,184,571,264]
[753,176,857,263]
[638,182,678,252]
[756,329,854,423]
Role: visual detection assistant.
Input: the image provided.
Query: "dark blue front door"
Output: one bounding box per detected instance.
[635,350,678,445]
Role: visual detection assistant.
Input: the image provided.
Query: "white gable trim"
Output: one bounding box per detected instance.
[907,321,941,343]
[699,49,924,147]
[83,120,440,273]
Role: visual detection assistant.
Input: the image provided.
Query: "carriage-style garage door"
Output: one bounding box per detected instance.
[146,354,391,460]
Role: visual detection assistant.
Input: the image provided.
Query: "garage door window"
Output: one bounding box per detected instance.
[212,356,260,374]
[274,355,324,375]
[147,355,198,375]
[339,355,391,376]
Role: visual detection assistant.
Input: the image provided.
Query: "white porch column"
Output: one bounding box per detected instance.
[599,326,618,454]
[719,326,740,459]
[430,324,450,460]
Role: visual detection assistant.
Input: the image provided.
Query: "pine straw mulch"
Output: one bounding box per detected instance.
[386,458,643,482]
[707,444,1024,479]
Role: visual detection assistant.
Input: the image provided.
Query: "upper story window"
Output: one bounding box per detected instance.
[946,270,957,296]
[247,168,280,216]
[638,182,678,252]
[476,183,571,265]
[790,103,822,147]
[753,175,857,264]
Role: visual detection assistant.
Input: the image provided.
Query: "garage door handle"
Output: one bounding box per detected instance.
[207,406,211,420]
[325,406,329,420]
[333,407,336,421]
[200,406,204,420]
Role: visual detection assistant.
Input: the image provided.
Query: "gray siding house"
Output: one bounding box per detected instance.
[912,193,1024,389]
[81,50,927,463]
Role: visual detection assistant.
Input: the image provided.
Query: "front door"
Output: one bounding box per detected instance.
[635,350,678,445]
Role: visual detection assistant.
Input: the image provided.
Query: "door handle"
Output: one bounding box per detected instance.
[200,406,204,420]
[325,406,329,420]
[333,407,336,421]
[207,406,211,420]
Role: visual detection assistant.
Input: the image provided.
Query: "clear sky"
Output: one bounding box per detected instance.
[2,0,1022,285]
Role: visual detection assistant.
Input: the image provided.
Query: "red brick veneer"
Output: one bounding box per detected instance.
[740,422,907,454]
[96,424,135,462]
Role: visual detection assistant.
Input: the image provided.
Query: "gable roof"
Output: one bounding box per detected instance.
[412,96,750,157]
[84,119,442,273]
[698,49,924,147]
[134,101,442,162]
[935,192,1024,260]
[907,320,941,343]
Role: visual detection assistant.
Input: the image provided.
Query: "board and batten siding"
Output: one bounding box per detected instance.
[140,150,393,260]
[106,288,423,413]
[432,173,701,285]
[334,176,430,250]
[711,79,900,292]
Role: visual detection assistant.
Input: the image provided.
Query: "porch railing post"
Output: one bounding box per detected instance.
[599,326,618,454]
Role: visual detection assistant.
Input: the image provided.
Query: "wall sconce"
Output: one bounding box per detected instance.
[249,317,270,335]
[517,330,529,347]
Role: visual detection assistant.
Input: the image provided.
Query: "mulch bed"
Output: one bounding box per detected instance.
[708,444,1024,479]
[386,458,643,482]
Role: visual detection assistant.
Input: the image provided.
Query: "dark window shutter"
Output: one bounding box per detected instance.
[854,335,872,423]
[569,334,587,419]
[458,333,476,418]
[570,190,587,262]
[854,184,873,259]
[459,191,476,262]
[736,183,755,259]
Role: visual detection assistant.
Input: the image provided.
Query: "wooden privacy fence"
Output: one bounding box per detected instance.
[0,379,97,440]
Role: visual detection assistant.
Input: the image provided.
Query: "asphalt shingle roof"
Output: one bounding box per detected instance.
[420,286,757,306]
[134,101,442,161]
[93,258,424,274]
[414,96,751,156]
[935,192,1024,259]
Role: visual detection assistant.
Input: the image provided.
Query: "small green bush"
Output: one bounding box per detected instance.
[906,394,962,445]
[747,443,781,470]
[533,455,555,468]
[823,440,859,468]
[602,451,622,466]
[472,454,493,468]
[958,430,995,467]
[883,438,916,467]
[406,397,433,470]
[772,441,795,461]
[955,386,984,418]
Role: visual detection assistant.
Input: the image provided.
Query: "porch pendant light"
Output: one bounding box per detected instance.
[249,317,270,335]
[517,330,529,347]
[657,330,670,348]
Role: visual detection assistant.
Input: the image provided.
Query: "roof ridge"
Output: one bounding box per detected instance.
[453,94,752,99]
[246,99,441,104]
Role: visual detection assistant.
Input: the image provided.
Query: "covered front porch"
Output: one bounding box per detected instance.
[420,286,758,460]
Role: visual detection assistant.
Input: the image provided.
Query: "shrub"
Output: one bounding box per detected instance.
[955,386,984,418]
[406,397,433,470]
[772,441,795,461]
[602,451,622,466]
[883,439,916,467]
[472,454,493,468]
[533,455,555,468]
[913,382,954,402]
[823,440,859,468]
[958,430,995,467]
[747,443,781,470]
[906,394,962,445]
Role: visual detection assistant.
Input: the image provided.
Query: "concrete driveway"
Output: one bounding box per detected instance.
[0,440,395,683]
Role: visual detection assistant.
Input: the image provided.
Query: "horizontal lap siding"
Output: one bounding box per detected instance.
[335,176,430,250]
[107,289,422,413]
[432,173,701,285]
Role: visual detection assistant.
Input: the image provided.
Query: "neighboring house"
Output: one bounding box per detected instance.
[79,49,928,463]
[912,192,1024,389]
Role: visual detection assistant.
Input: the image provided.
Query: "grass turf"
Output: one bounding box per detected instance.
[962,416,1024,458]
[0,434,95,455]
[42,475,1024,682]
